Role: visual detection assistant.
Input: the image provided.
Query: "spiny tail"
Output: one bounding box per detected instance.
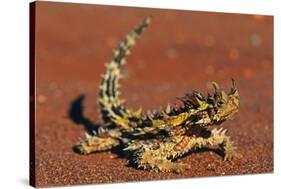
[98,17,151,130]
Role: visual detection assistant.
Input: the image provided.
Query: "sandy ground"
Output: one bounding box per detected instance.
[33,2,273,187]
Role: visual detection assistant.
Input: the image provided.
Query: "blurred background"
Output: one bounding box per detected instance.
[34,1,273,187]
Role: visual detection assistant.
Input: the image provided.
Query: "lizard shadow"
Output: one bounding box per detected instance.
[69,94,126,157]
[68,94,100,134]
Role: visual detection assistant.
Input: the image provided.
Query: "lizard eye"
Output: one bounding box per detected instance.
[218,101,224,107]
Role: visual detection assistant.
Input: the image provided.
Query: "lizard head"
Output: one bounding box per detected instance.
[176,80,239,127]
[207,79,239,124]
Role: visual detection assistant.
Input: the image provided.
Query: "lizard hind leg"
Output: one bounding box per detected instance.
[74,132,120,155]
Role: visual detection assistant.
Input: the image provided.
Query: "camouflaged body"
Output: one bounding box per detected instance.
[74,17,240,173]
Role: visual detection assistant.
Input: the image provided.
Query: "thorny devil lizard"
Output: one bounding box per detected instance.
[74,17,240,173]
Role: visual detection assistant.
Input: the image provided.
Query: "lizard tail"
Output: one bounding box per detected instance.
[98,16,151,129]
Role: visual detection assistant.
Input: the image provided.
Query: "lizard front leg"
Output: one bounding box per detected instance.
[167,128,234,160]
[207,128,236,161]
[177,128,236,161]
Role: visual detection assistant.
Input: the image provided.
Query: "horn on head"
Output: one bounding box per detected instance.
[212,81,221,93]
[230,78,238,96]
